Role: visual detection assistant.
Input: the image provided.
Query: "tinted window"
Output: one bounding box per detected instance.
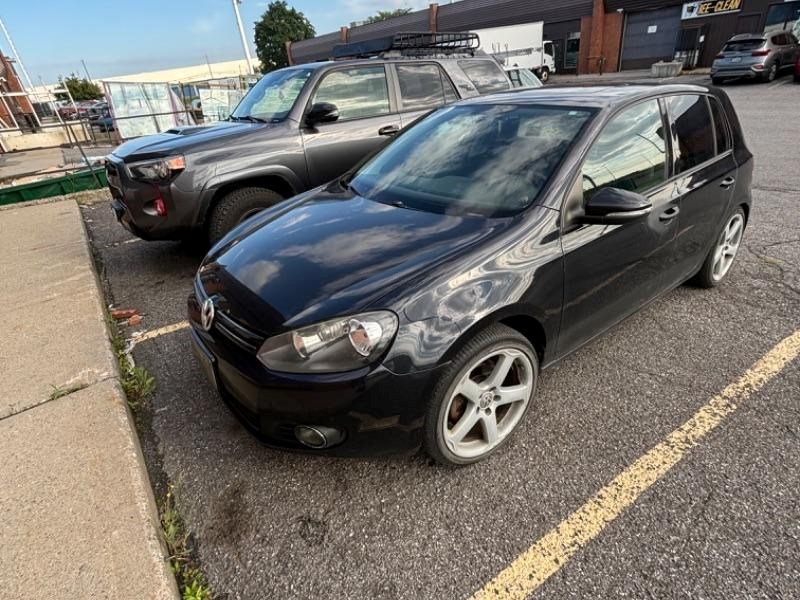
[350,104,594,217]
[723,38,764,52]
[312,66,390,120]
[396,64,457,111]
[709,97,730,153]
[458,60,511,94]
[582,100,666,200]
[668,95,716,173]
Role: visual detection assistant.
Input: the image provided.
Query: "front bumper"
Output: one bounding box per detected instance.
[106,157,203,240]
[187,294,443,457]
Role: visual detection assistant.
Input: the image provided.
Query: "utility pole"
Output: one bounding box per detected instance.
[231,0,255,74]
[81,59,93,81]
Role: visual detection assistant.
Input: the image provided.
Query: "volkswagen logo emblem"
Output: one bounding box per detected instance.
[200,298,215,331]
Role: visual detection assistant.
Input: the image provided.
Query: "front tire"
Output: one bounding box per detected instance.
[691,208,746,288]
[423,324,538,466]
[711,76,724,85]
[538,67,550,83]
[207,187,283,245]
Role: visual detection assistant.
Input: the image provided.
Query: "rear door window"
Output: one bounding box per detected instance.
[458,60,511,94]
[311,66,390,121]
[709,97,731,154]
[396,64,457,111]
[582,99,667,200]
[667,95,716,173]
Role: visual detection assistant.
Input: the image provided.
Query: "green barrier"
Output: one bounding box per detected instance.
[0,169,108,206]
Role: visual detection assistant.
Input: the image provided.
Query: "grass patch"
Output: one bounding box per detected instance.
[162,485,212,600]
[105,312,155,413]
[48,382,88,401]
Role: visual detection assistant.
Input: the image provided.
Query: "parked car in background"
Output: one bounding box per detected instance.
[711,31,800,83]
[189,84,752,465]
[91,110,115,132]
[474,21,556,82]
[106,33,514,245]
[504,66,543,88]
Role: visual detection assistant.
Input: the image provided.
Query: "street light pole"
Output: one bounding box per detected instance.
[231,0,255,74]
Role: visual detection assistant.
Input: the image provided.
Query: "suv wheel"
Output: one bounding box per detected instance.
[208,187,283,244]
[538,67,550,83]
[711,76,724,85]
[762,63,778,82]
[423,324,538,466]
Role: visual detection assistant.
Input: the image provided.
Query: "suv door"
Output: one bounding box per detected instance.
[393,63,458,127]
[666,94,736,283]
[558,99,679,356]
[301,65,400,187]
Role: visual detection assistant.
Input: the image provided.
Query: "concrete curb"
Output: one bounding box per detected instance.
[0,199,179,599]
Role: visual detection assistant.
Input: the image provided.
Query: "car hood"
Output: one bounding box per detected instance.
[112,120,265,161]
[199,190,507,335]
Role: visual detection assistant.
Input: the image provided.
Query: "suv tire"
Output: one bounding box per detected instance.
[711,76,724,85]
[423,324,538,466]
[208,187,283,245]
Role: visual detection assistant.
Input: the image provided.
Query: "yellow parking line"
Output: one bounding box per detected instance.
[471,329,800,600]
[132,321,190,343]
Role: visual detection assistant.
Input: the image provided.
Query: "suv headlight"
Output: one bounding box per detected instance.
[257,311,398,373]
[128,155,185,182]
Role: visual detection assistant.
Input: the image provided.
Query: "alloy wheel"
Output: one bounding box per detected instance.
[712,213,744,281]
[767,64,777,81]
[442,347,534,460]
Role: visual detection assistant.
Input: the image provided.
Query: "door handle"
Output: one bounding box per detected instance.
[720,176,736,189]
[378,125,400,136]
[659,206,680,221]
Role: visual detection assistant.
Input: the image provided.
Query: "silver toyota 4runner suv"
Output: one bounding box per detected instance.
[106,32,513,244]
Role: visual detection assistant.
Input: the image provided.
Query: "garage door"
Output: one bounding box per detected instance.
[621,6,682,70]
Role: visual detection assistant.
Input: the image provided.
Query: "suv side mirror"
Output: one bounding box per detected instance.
[306,102,339,126]
[579,187,652,225]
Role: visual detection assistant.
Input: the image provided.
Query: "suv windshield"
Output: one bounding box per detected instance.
[231,67,313,122]
[722,39,765,52]
[349,104,594,217]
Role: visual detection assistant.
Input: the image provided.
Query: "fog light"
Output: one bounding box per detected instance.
[294,425,344,449]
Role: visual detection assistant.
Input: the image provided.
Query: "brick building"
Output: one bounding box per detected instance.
[288,0,800,74]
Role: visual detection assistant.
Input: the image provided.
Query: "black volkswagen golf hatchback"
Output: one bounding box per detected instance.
[189,84,752,465]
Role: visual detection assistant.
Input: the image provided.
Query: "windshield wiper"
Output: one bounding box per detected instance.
[229,115,267,123]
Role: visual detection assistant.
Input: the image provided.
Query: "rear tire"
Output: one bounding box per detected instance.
[423,324,538,466]
[691,207,746,288]
[207,187,283,245]
[761,63,778,82]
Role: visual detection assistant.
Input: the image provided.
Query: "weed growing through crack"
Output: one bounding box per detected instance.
[49,383,89,401]
[105,312,156,413]
[162,485,212,600]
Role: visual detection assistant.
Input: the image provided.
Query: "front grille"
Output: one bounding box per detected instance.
[194,275,265,352]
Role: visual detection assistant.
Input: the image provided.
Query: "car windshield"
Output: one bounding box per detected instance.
[723,39,765,52]
[231,67,313,122]
[349,104,594,217]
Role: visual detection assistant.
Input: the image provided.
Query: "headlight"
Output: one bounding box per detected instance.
[257,311,398,373]
[128,155,185,182]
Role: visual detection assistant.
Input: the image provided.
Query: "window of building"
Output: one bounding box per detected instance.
[582,100,667,200]
[458,60,510,94]
[396,64,457,111]
[668,95,716,173]
[709,97,731,154]
[311,66,390,121]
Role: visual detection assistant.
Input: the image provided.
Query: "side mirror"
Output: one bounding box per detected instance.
[579,187,652,225]
[305,102,339,126]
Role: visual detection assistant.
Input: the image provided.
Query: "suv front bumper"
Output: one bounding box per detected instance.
[106,156,205,240]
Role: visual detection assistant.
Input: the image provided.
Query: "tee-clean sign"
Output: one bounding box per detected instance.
[682,0,743,20]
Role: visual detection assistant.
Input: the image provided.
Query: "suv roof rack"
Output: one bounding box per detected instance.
[332,31,481,60]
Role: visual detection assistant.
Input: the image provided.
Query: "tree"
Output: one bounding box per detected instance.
[362,8,413,25]
[254,1,315,72]
[55,74,103,101]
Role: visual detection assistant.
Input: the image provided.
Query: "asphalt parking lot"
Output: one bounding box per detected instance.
[82,76,800,600]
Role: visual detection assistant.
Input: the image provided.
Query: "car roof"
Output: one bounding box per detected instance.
[460,84,714,110]
[727,33,766,41]
[292,55,493,70]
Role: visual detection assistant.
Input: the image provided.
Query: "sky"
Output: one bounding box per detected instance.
[1,0,430,84]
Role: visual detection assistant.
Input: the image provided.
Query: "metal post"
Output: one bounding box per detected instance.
[0,92,20,129]
[232,0,255,74]
[64,117,103,188]
[81,59,93,81]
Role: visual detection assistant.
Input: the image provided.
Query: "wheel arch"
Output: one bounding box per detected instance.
[200,169,302,224]
[439,307,547,367]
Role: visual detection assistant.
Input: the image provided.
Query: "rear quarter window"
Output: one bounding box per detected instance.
[457,60,511,94]
[723,39,765,52]
[667,95,716,173]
